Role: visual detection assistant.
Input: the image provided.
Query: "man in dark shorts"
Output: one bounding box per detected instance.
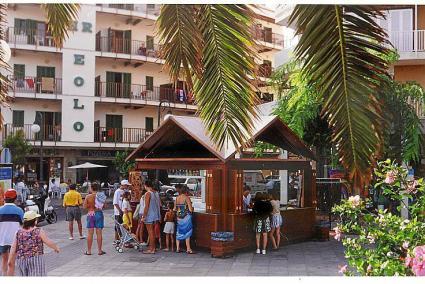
[63,184,85,240]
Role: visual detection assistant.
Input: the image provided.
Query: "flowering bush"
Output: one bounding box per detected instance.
[332,159,425,276]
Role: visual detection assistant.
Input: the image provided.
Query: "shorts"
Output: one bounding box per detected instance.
[271,214,283,228]
[65,206,81,221]
[163,222,175,234]
[114,214,123,233]
[86,211,104,229]
[254,216,271,233]
[123,211,133,230]
[0,245,11,254]
[154,222,161,238]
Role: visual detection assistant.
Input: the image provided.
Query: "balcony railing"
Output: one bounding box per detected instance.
[251,26,284,48]
[2,124,61,142]
[6,27,55,47]
[257,64,273,78]
[95,36,162,59]
[95,81,195,105]
[96,4,161,17]
[8,76,62,95]
[388,30,425,53]
[407,97,425,119]
[94,127,152,144]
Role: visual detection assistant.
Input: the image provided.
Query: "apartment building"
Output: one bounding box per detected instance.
[1,4,285,183]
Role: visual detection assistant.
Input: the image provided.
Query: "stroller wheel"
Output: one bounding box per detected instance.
[118,248,123,253]
[115,246,120,251]
[134,245,139,250]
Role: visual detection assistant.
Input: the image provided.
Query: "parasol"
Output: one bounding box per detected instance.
[68,162,107,181]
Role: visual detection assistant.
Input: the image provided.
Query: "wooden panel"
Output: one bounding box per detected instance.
[228,170,243,213]
[228,159,311,171]
[192,212,219,249]
[228,213,255,249]
[281,207,315,243]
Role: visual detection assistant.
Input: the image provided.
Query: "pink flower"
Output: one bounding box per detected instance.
[367,264,372,272]
[385,170,397,184]
[403,241,409,250]
[334,227,342,241]
[405,257,412,268]
[410,245,425,276]
[407,180,418,194]
[339,265,347,274]
[348,195,361,207]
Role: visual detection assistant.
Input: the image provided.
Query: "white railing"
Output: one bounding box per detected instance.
[407,97,425,119]
[388,30,425,53]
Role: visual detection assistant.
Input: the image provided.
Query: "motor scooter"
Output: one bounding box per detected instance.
[25,193,57,224]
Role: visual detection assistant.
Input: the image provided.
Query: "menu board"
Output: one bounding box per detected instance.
[0,166,13,205]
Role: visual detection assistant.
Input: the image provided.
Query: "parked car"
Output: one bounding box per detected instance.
[243,170,267,196]
[168,175,204,195]
[266,180,298,201]
[265,175,279,182]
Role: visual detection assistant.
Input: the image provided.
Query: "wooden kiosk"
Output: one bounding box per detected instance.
[127,115,316,255]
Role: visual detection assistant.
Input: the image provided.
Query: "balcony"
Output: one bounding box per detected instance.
[408,97,425,119]
[94,127,152,144]
[95,81,195,105]
[2,124,61,142]
[96,4,160,19]
[388,30,425,61]
[251,26,284,50]
[8,76,62,97]
[95,36,162,60]
[257,64,274,78]
[6,27,56,49]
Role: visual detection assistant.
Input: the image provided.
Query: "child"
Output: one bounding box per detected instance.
[269,194,282,250]
[121,191,133,231]
[7,211,60,276]
[163,202,176,251]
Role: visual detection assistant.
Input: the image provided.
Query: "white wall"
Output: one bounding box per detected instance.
[2,99,61,125]
[9,52,62,77]
[7,4,46,27]
[95,57,171,87]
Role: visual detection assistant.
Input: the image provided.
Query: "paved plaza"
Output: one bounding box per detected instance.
[41,208,346,277]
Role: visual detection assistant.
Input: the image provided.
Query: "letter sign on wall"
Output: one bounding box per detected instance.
[82,22,92,33]
[74,76,84,87]
[74,54,85,65]
[73,99,84,109]
[73,122,84,132]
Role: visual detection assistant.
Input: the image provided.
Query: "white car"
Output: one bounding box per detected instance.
[168,175,204,191]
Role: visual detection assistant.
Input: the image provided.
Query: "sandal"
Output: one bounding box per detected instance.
[143,250,155,254]
[98,251,106,255]
[186,250,194,254]
[84,251,92,255]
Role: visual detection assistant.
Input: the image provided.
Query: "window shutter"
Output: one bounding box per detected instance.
[146,76,153,91]
[13,64,25,79]
[146,35,154,50]
[145,117,154,132]
[13,110,24,127]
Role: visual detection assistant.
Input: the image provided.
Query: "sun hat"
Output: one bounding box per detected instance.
[121,179,131,186]
[23,210,41,221]
[4,189,17,199]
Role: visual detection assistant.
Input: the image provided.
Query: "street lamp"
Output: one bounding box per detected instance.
[157,100,172,127]
[31,113,44,183]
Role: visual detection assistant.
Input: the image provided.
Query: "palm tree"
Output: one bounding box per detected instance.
[0,3,79,127]
[288,5,392,190]
[157,4,259,149]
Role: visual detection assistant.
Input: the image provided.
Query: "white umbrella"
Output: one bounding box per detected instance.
[68,162,107,181]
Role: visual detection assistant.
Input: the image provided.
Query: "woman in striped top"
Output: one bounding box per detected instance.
[7,211,59,276]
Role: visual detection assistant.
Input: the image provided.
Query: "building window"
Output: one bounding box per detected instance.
[145,117,154,132]
[146,76,154,91]
[12,110,24,127]
[14,64,25,79]
[147,4,155,9]
[146,35,154,50]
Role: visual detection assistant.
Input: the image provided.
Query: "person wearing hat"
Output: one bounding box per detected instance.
[112,179,131,243]
[7,210,59,276]
[63,184,85,240]
[0,189,24,276]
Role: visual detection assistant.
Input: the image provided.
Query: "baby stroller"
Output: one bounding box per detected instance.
[113,216,142,253]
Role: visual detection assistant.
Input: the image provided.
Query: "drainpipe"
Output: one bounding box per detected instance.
[415,5,418,55]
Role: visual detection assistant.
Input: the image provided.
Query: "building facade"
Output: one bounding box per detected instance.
[1,4,284,184]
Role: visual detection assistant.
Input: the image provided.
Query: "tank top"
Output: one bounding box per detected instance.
[145,191,161,223]
[176,197,189,218]
[16,228,44,259]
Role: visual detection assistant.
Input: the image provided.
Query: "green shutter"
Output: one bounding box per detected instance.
[12,110,24,127]
[26,19,37,44]
[13,64,25,79]
[106,71,115,97]
[123,30,131,54]
[36,66,55,78]
[123,73,131,98]
[105,115,122,142]
[145,117,154,132]
[146,35,154,50]
[14,18,26,35]
[146,76,153,91]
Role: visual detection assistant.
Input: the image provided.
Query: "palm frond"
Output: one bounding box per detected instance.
[289,5,391,189]
[195,4,259,149]
[42,3,80,48]
[157,4,203,88]
[0,3,11,129]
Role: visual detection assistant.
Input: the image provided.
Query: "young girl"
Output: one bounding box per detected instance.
[269,194,282,250]
[121,191,133,231]
[163,202,176,251]
[7,211,60,276]
[136,189,147,244]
